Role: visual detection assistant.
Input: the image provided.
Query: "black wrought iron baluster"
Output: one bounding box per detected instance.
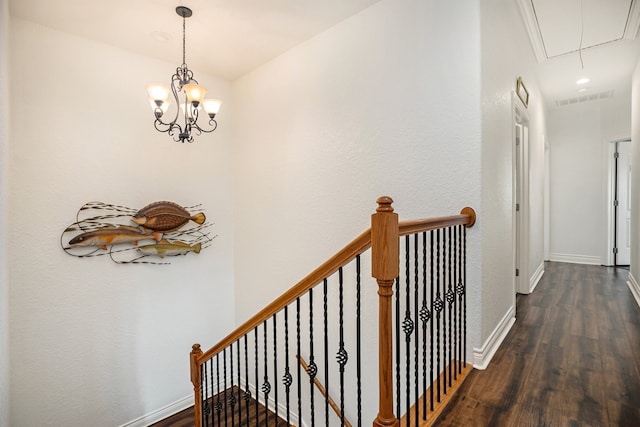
[203,363,209,427]
[254,327,259,427]
[272,313,278,426]
[337,267,348,427]
[452,226,458,380]
[419,232,430,421]
[395,276,400,419]
[283,306,292,427]
[244,335,251,425]
[463,225,467,367]
[414,233,419,427]
[262,320,270,427]
[356,255,362,427]
[236,340,242,425]
[442,228,448,396]
[323,278,329,427]
[223,348,228,427]
[447,226,456,388]
[229,346,236,427]
[429,230,435,412]
[209,358,216,426]
[403,235,413,426]
[434,229,444,403]
[308,288,316,427]
[456,225,463,375]
[296,298,302,426]
[216,354,222,427]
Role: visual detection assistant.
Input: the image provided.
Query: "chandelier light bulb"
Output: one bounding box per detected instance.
[183,83,207,106]
[203,99,222,118]
[146,84,170,103]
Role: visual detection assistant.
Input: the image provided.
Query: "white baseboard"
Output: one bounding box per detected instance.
[627,273,640,309]
[119,394,193,427]
[529,262,544,293]
[548,253,601,265]
[473,305,515,370]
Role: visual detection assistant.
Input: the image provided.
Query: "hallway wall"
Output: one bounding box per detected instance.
[631,59,640,298]
[0,0,10,424]
[8,18,236,426]
[232,0,482,413]
[547,95,631,265]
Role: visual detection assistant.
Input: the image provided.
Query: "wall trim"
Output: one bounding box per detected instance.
[548,253,601,265]
[528,262,544,293]
[473,305,516,370]
[120,394,193,427]
[627,273,640,309]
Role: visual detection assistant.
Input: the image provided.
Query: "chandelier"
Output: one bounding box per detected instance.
[146,6,221,143]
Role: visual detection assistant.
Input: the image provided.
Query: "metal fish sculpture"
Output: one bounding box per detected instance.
[137,240,202,258]
[68,225,163,249]
[132,201,206,232]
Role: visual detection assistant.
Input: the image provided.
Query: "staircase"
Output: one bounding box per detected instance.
[190,196,476,427]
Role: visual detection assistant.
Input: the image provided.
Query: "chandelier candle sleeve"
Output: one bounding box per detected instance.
[146,6,221,143]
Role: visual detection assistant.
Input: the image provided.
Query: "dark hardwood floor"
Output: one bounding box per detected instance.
[151,386,289,427]
[437,261,640,426]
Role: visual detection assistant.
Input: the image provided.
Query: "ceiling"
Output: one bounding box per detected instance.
[9,0,383,81]
[9,0,640,107]
[519,0,640,106]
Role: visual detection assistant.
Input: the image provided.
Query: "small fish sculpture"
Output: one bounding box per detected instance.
[68,225,163,249]
[137,240,202,258]
[132,201,206,232]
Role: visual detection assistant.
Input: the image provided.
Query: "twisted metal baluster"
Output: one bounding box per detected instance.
[262,320,270,427]
[420,232,431,421]
[229,345,236,427]
[273,313,278,425]
[356,255,362,427]
[429,230,435,412]
[283,306,292,426]
[435,229,444,402]
[296,298,302,426]
[216,354,222,426]
[324,278,330,427]
[463,225,468,367]
[414,233,420,427]
[244,335,251,425]
[452,226,458,380]
[456,226,464,374]
[223,348,228,427]
[210,358,216,427]
[254,327,259,427]
[308,288,316,427]
[442,228,448,396]
[447,227,455,388]
[337,267,349,427]
[203,363,209,427]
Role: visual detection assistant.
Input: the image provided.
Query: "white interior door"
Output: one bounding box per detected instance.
[615,140,631,265]
[515,123,523,291]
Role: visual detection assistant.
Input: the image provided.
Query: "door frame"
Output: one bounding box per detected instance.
[513,93,530,295]
[605,138,632,266]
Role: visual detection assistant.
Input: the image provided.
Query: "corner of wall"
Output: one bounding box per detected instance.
[473,305,515,370]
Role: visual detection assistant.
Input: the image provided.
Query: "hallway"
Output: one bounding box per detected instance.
[437,262,640,426]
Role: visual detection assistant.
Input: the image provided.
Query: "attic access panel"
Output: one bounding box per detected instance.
[531,0,634,58]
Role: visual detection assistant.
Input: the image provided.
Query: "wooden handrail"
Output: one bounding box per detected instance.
[197,228,372,363]
[398,207,476,236]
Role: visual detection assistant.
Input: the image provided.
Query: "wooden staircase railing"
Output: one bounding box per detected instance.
[190,196,476,427]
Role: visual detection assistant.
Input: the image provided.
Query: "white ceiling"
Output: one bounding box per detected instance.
[519,0,640,106]
[9,0,383,81]
[9,0,640,107]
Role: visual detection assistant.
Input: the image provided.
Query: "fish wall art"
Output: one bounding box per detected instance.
[61,201,215,264]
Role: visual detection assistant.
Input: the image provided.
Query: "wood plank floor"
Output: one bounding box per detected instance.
[436,262,640,426]
[150,386,290,427]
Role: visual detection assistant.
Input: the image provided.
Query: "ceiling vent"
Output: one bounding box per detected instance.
[555,90,615,107]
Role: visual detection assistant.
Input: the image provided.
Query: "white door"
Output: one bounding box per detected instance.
[515,124,523,291]
[616,140,631,265]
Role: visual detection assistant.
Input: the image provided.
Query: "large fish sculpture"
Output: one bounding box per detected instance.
[132,201,206,232]
[137,240,202,258]
[68,226,163,250]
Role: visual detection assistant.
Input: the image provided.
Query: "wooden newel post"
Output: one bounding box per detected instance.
[371,196,400,427]
[191,343,203,427]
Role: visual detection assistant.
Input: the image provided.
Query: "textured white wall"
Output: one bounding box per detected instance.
[480,0,547,340]
[9,19,235,426]
[631,61,640,282]
[547,96,631,265]
[0,0,10,424]
[232,0,482,415]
